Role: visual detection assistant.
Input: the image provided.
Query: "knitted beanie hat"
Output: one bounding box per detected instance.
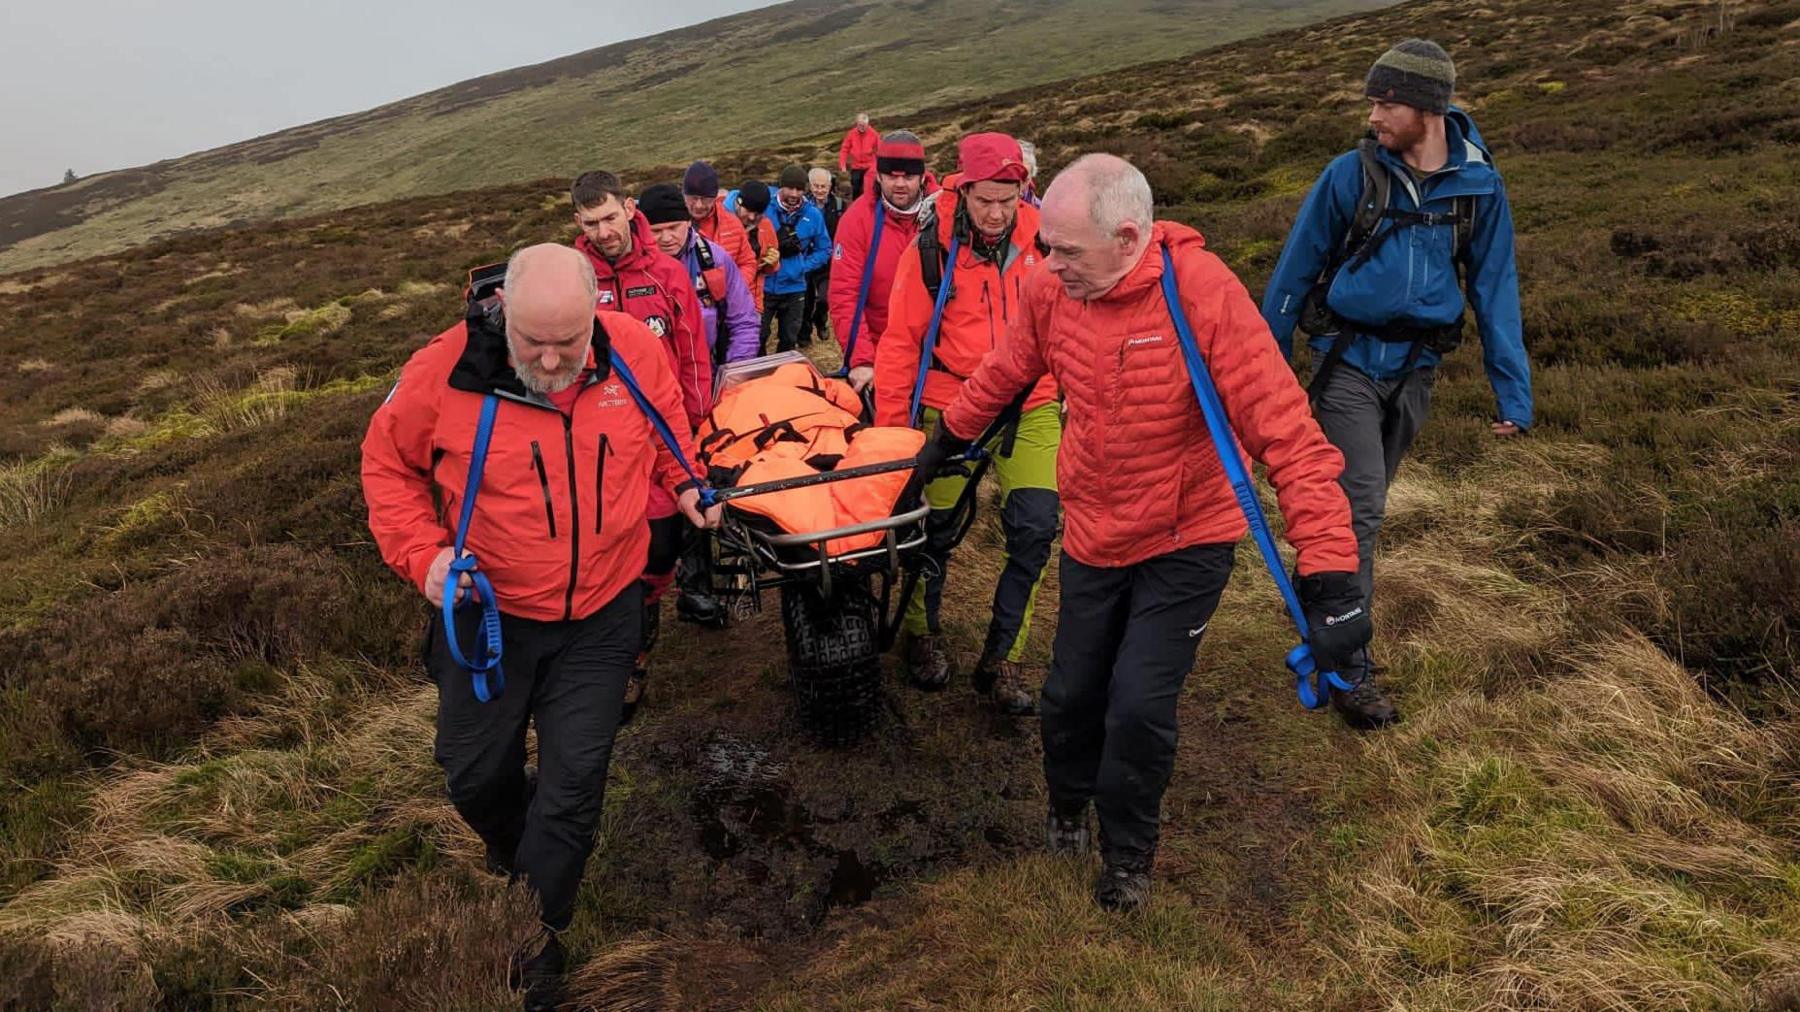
[1365,39,1455,114]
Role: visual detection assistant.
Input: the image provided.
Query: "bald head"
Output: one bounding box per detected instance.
[1038,154,1155,301]
[502,244,597,394]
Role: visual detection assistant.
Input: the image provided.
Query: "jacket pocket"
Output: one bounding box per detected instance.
[594,434,611,536]
[530,440,558,540]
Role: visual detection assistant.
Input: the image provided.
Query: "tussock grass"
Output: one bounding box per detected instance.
[0,450,76,531]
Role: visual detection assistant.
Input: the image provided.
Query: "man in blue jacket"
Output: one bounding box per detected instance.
[1261,39,1531,730]
[763,163,832,354]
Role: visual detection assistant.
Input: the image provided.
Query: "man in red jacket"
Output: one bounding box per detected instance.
[920,155,1370,912]
[837,112,879,199]
[361,244,717,1005]
[570,170,715,719]
[829,130,935,391]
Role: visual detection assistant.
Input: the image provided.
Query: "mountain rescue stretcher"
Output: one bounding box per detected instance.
[695,352,1007,745]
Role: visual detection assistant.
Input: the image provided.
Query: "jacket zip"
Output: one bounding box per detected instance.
[594,434,611,535]
[981,281,996,350]
[561,414,582,622]
[530,441,557,539]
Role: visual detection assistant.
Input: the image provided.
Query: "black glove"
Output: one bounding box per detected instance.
[777,227,803,258]
[1297,572,1372,675]
[895,422,970,514]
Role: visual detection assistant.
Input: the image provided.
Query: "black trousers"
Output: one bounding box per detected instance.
[798,267,831,346]
[760,290,807,354]
[428,583,642,932]
[1041,543,1235,867]
[849,168,867,199]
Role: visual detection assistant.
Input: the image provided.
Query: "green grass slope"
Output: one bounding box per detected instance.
[0,0,1390,274]
[2,0,1798,1007]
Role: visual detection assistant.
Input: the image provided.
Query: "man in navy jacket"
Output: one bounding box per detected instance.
[1261,38,1531,730]
[763,163,832,353]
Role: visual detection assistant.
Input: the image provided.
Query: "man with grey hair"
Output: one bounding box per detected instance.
[838,111,879,199]
[362,243,716,1006]
[799,166,845,347]
[918,155,1366,911]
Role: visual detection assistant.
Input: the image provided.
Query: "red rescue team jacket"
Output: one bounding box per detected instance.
[695,205,763,313]
[362,309,699,623]
[942,221,1358,575]
[839,125,879,172]
[575,212,711,430]
[828,187,936,369]
[874,189,1059,426]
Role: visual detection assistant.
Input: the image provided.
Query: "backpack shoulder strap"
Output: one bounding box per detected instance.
[917,226,949,299]
[1348,134,1390,254]
[693,235,716,271]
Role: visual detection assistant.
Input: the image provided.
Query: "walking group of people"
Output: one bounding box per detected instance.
[360,37,1530,1007]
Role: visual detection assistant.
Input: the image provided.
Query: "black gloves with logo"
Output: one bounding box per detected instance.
[777,226,803,258]
[1296,571,1373,674]
[895,422,970,514]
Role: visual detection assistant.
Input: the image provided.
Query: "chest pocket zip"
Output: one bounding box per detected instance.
[594,434,612,535]
[530,440,557,539]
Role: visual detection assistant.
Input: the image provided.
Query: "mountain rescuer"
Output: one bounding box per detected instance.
[829,130,935,392]
[1261,39,1530,730]
[838,112,879,199]
[569,170,713,719]
[873,132,1059,715]
[361,244,719,1007]
[685,160,763,313]
[912,155,1368,912]
[726,180,783,321]
[761,164,832,354]
[798,166,846,348]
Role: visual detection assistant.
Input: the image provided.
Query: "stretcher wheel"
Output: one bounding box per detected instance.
[779,573,882,746]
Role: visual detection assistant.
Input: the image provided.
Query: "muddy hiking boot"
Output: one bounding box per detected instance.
[1045,804,1091,856]
[906,633,952,691]
[510,931,565,1011]
[1330,676,1399,731]
[676,590,728,629]
[1093,858,1153,913]
[973,655,1039,716]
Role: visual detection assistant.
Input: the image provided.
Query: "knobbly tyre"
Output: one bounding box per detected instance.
[695,351,1007,745]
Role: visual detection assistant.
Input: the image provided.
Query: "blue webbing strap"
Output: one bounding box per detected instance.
[442,394,506,702]
[908,233,962,429]
[1157,245,1356,710]
[836,204,885,377]
[606,347,717,508]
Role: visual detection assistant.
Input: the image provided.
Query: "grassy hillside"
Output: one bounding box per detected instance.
[2,0,1798,1007]
[0,0,1391,274]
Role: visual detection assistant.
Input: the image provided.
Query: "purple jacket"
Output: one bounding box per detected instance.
[680,231,760,366]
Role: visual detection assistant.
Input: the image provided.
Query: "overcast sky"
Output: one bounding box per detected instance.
[3,0,774,199]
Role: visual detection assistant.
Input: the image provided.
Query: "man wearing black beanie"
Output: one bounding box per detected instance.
[1261,39,1531,732]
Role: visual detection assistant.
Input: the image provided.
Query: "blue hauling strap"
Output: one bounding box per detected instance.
[836,204,885,376]
[908,232,961,429]
[442,394,506,702]
[1157,245,1356,710]
[606,347,717,508]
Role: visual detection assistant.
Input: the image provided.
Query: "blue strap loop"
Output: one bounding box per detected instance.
[442,394,506,702]
[908,233,962,429]
[835,204,885,377]
[1157,245,1356,710]
[605,347,715,507]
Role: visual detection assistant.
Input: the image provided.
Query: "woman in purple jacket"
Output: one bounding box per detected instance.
[641,183,761,369]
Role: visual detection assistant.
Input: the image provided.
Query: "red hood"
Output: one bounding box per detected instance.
[575,210,662,276]
[1100,220,1207,303]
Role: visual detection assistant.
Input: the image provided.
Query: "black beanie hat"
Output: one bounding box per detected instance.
[738,179,771,214]
[1365,39,1456,115]
[777,163,809,190]
[683,160,720,197]
[637,182,688,225]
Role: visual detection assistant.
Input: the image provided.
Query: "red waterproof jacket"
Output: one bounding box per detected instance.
[575,212,711,430]
[362,309,698,622]
[839,125,879,172]
[874,190,1058,426]
[695,205,763,313]
[828,189,934,369]
[942,221,1357,575]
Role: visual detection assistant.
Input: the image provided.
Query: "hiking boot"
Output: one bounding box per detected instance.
[1093,859,1152,913]
[510,931,565,1011]
[1330,677,1399,731]
[906,634,952,691]
[973,655,1038,716]
[621,666,647,726]
[676,590,728,629]
[1045,805,1091,856]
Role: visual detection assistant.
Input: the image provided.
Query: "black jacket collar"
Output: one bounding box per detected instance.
[448,296,612,404]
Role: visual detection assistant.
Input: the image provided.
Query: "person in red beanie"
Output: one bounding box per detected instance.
[828,130,937,392]
[910,153,1367,913]
[873,133,1060,715]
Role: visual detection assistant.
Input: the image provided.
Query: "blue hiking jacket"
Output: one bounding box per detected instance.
[1261,109,1532,428]
[763,199,831,297]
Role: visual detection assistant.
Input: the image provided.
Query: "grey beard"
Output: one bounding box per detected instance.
[508,336,586,395]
